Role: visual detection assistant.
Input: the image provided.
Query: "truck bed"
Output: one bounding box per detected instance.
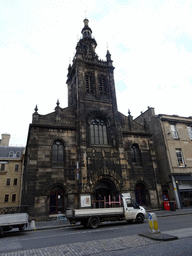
[0,213,28,227]
[66,207,124,218]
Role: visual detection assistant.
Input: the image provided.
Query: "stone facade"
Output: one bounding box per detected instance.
[22,20,162,219]
[0,134,25,209]
[135,108,192,208]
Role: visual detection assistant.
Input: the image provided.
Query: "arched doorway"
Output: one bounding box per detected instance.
[95,179,118,207]
[49,186,64,214]
[135,182,149,206]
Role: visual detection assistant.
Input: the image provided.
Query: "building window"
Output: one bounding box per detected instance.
[4,195,9,202]
[187,126,192,140]
[131,144,141,166]
[1,164,5,171]
[13,178,17,186]
[170,124,178,139]
[12,194,16,202]
[15,164,19,172]
[176,149,185,167]
[90,118,108,145]
[85,73,94,93]
[16,152,20,158]
[52,141,64,164]
[99,76,107,95]
[6,178,10,186]
[9,151,14,157]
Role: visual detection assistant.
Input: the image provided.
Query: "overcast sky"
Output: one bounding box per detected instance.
[0,0,192,146]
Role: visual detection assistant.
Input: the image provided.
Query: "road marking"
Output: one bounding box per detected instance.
[21,226,119,241]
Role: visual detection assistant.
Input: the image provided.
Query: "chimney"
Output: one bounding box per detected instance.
[0,134,10,146]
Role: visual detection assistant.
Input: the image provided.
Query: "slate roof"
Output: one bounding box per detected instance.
[0,146,25,159]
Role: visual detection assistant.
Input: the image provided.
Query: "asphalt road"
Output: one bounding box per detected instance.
[1,214,192,255]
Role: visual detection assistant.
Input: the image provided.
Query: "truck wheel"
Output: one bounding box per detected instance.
[89,218,99,229]
[0,227,3,238]
[136,214,144,223]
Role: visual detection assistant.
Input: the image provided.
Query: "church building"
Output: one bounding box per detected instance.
[22,19,162,219]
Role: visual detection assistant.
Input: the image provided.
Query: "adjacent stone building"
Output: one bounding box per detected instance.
[135,108,192,209]
[22,19,162,219]
[0,134,25,210]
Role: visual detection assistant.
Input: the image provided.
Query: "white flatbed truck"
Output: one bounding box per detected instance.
[0,213,28,237]
[66,194,147,229]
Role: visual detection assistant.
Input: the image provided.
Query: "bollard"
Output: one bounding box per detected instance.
[30,220,36,231]
[148,213,160,234]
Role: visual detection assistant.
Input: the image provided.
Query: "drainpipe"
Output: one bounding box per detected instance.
[171,175,181,209]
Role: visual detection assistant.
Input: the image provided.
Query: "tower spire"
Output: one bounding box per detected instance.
[81,19,92,38]
[74,19,97,60]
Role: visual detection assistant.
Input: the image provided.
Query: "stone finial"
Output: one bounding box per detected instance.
[68,63,72,71]
[128,109,133,130]
[76,42,81,54]
[106,50,112,61]
[106,50,113,66]
[55,99,61,111]
[34,105,38,113]
[33,105,39,123]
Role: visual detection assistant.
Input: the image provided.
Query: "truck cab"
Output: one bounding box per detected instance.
[122,194,147,223]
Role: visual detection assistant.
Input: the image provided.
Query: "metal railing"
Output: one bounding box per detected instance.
[92,195,122,208]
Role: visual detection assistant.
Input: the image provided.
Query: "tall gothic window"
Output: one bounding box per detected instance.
[52,141,64,164]
[131,144,141,166]
[99,76,107,95]
[85,73,93,93]
[90,118,108,145]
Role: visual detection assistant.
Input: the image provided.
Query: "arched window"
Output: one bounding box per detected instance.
[131,144,141,166]
[16,152,20,158]
[52,141,64,164]
[99,76,107,95]
[9,151,14,157]
[85,73,93,93]
[90,118,108,145]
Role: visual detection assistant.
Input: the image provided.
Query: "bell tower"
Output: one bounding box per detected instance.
[66,19,117,112]
[66,19,123,195]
